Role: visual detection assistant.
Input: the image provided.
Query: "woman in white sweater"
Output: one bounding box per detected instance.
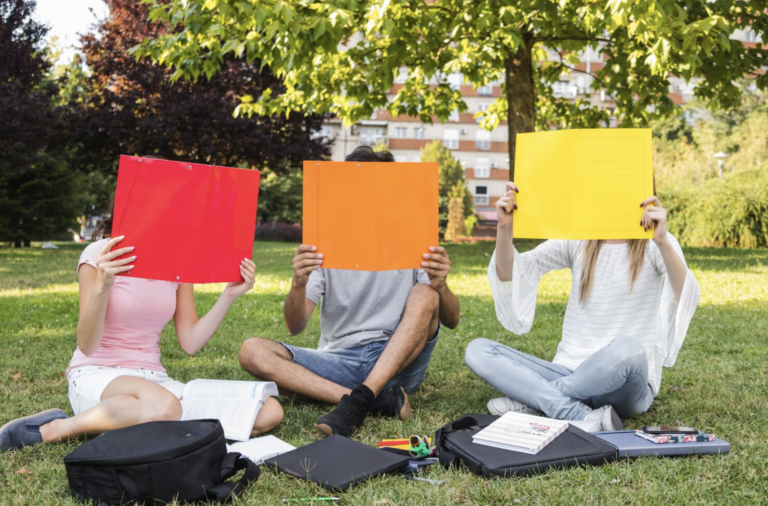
[465,182,700,431]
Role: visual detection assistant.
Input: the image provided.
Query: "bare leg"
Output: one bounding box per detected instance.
[239,338,350,404]
[250,397,284,437]
[239,284,438,404]
[363,284,439,395]
[39,376,182,443]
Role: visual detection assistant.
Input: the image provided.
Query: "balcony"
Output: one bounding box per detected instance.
[443,139,459,150]
[475,141,491,151]
[474,195,489,205]
[552,82,578,98]
[360,135,388,147]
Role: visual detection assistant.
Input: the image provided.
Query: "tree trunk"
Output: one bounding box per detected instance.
[505,31,536,181]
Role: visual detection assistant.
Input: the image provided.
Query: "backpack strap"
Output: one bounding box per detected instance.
[434,416,481,468]
[205,452,260,503]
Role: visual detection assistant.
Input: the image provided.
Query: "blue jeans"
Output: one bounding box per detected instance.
[464,336,654,420]
[282,331,439,394]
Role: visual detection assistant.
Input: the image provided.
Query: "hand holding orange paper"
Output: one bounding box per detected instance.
[302,161,439,271]
[111,155,260,283]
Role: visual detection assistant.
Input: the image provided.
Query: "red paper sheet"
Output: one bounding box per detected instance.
[111,155,260,283]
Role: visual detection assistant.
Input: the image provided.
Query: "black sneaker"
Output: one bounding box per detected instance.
[370,387,413,420]
[316,386,373,438]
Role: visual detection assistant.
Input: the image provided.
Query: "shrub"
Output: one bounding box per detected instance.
[664,166,768,248]
[464,214,479,237]
[254,222,302,242]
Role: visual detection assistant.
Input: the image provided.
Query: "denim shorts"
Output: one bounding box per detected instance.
[281,329,439,393]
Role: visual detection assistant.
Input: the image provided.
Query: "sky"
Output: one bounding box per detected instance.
[33,0,109,63]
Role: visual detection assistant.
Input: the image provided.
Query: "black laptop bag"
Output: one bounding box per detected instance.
[64,419,259,504]
[434,414,617,478]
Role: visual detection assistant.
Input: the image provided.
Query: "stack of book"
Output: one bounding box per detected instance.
[472,412,570,455]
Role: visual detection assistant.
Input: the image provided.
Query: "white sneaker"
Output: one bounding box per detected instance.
[583,405,624,431]
[486,397,543,416]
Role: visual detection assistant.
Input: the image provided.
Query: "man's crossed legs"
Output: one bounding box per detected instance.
[238,284,439,436]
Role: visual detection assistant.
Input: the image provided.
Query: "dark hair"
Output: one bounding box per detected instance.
[344,145,395,162]
[92,191,116,240]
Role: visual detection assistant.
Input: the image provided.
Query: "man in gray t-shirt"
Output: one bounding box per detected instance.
[238,146,461,438]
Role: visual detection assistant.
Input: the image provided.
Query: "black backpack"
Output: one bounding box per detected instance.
[64,419,259,504]
[434,414,617,478]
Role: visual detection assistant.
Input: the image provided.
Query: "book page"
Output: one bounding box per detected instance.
[182,379,277,401]
[227,435,296,464]
[181,398,261,442]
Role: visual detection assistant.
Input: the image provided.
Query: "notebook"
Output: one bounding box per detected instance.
[264,435,410,491]
[472,412,569,454]
[594,431,731,458]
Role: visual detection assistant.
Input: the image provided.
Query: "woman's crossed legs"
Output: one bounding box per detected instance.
[464,336,654,421]
[39,375,282,443]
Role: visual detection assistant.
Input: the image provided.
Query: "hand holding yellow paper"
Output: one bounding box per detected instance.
[513,129,654,240]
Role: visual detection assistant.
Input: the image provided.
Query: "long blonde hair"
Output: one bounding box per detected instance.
[579,240,648,305]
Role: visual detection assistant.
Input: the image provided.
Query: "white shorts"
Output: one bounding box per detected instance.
[67,366,185,416]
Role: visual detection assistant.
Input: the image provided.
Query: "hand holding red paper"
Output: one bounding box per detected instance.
[222,258,256,300]
[94,236,135,290]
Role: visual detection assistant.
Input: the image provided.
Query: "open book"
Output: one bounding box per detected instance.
[180,379,278,441]
[227,435,296,464]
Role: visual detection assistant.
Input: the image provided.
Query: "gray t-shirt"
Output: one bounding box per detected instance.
[305,268,431,350]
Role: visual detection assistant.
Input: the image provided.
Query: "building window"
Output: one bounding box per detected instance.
[477,84,493,96]
[476,102,491,123]
[552,81,577,98]
[447,73,462,90]
[414,126,425,139]
[312,125,334,139]
[395,127,408,139]
[474,158,491,178]
[394,155,408,163]
[476,130,491,151]
[360,127,387,147]
[443,129,459,150]
[411,155,421,162]
[474,186,488,205]
[449,109,460,122]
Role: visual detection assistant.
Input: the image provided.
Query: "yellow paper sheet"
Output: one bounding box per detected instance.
[513,129,654,240]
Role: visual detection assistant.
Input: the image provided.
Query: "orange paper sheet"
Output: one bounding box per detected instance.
[303,161,439,271]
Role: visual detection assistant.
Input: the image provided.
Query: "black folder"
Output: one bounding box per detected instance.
[264,435,410,491]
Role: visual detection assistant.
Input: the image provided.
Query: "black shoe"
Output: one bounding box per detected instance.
[316,385,374,438]
[370,387,413,420]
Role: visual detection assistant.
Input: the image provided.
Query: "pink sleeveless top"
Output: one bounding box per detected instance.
[67,239,180,373]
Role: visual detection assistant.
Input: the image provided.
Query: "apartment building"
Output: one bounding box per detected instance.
[319,29,760,222]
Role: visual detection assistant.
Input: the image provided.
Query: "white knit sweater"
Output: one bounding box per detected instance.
[488,234,700,395]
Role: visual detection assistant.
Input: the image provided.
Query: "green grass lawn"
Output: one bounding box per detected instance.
[1,241,767,505]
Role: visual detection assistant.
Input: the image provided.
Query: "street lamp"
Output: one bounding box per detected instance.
[714,151,728,179]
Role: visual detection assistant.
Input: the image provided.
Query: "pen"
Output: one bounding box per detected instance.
[282,498,340,503]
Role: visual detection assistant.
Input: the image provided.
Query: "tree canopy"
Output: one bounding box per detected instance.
[136,0,768,178]
[70,0,331,175]
[0,0,79,246]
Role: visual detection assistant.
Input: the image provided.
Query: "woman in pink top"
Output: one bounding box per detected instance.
[0,232,283,451]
